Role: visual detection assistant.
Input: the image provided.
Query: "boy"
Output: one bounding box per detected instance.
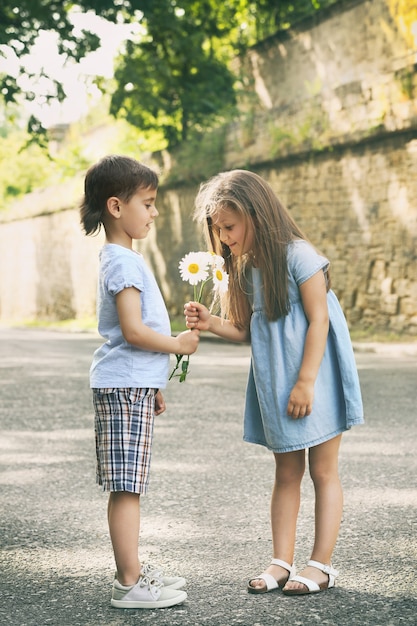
[80,155,199,608]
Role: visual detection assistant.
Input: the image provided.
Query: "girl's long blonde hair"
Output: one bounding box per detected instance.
[194,169,327,329]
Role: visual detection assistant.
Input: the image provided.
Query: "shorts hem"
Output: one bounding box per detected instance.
[97,479,149,495]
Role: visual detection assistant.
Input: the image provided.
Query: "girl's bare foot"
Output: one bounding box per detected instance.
[283,564,329,592]
[249,563,291,592]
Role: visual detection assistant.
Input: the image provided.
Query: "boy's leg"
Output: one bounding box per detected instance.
[283,434,343,591]
[108,491,141,586]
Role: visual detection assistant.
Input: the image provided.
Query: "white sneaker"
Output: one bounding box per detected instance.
[141,563,186,590]
[111,575,187,609]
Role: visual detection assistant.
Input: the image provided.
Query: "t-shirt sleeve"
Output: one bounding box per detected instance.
[105,254,144,296]
[288,241,330,286]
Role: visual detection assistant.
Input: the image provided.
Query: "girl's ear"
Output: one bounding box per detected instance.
[107,197,121,219]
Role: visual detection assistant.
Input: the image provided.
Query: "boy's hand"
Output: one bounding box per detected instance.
[155,390,166,416]
[184,301,211,331]
[176,328,200,355]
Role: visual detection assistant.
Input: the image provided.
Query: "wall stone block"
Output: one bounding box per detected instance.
[382,294,399,314]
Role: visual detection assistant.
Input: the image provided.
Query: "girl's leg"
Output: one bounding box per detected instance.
[250,449,305,590]
[108,491,141,586]
[283,434,343,591]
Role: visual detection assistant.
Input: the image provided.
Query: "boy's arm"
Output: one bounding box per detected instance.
[154,390,166,415]
[117,287,199,355]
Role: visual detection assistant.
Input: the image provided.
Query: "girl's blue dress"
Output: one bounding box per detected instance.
[244,240,364,453]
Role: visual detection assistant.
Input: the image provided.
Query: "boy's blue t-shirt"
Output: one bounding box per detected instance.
[90,243,171,389]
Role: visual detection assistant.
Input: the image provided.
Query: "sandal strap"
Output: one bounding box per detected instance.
[254,573,279,591]
[289,574,320,593]
[307,560,339,580]
[270,558,294,575]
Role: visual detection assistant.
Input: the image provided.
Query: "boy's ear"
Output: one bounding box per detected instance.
[107,197,121,219]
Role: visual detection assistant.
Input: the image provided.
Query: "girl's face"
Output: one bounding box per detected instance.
[213,207,254,256]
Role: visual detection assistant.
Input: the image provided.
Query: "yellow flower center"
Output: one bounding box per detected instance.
[215,269,223,281]
[188,263,200,274]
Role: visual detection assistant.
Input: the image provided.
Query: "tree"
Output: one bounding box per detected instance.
[0,1,334,147]
[1,1,101,104]
[108,0,337,148]
[110,0,242,148]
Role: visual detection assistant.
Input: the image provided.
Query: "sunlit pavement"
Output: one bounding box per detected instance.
[1,328,416,626]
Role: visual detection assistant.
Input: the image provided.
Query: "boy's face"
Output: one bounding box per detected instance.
[119,186,158,241]
[212,207,254,256]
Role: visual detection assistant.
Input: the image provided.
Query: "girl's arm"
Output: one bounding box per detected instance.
[184,301,249,343]
[117,287,200,355]
[287,270,329,419]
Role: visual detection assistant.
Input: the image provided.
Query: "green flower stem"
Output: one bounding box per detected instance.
[196,280,207,302]
[169,277,210,382]
[168,353,184,381]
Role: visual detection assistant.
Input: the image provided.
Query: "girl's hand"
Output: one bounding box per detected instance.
[154,390,166,416]
[175,328,200,355]
[287,380,314,419]
[184,301,211,331]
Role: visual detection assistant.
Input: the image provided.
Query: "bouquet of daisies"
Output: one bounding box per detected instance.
[169,251,229,382]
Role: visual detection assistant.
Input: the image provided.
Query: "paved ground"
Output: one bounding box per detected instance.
[0,328,416,626]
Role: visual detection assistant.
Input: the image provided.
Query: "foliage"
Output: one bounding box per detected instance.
[0,97,159,211]
[0,130,52,209]
[109,0,338,148]
[110,1,247,148]
[0,0,104,104]
[0,114,90,211]
[243,0,339,42]
[0,0,337,151]
[165,127,226,184]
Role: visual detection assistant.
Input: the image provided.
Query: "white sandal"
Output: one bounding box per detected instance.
[282,559,339,595]
[248,558,296,594]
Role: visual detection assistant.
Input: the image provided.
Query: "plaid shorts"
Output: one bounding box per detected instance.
[92,387,156,494]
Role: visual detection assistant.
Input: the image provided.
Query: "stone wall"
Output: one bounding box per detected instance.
[0,0,416,334]
[221,0,417,334]
[247,132,417,333]
[0,181,203,324]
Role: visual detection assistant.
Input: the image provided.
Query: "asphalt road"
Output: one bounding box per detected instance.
[0,328,416,626]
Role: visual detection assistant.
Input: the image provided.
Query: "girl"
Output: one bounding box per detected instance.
[184,169,364,595]
[80,155,199,608]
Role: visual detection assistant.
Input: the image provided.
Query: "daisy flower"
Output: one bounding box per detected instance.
[179,251,210,286]
[170,249,229,383]
[212,266,229,294]
[211,253,225,269]
[206,251,225,269]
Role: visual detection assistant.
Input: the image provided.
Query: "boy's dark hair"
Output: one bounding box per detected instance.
[80,155,159,235]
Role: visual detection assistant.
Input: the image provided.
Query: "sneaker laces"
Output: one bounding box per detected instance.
[138,573,164,592]
[141,563,163,579]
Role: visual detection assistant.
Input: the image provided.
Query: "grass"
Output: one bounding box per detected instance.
[3,317,98,333]
[170,315,189,333]
[349,327,417,344]
[3,318,416,344]
[3,315,188,335]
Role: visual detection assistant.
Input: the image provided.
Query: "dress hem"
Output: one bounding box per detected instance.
[243,427,349,453]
